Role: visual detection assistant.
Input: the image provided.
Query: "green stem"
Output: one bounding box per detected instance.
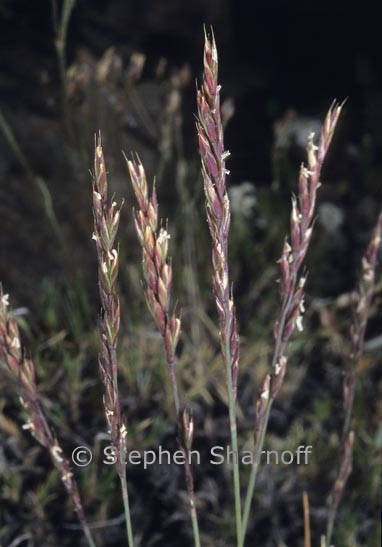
[326,515,334,547]
[81,520,97,547]
[241,401,272,540]
[0,110,65,249]
[120,472,135,547]
[190,507,201,547]
[242,277,297,542]
[183,458,202,547]
[52,0,76,138]
[168,350,201,547]
[225,338,243,547]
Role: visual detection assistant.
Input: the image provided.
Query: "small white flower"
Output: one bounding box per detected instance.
[157,230,170,244]
[299,277,306,288]
[51,445,64,463]
[302,167,312,179]
[62,471,73,482]
[221,271,228,290]
[1,293,9,307]
[212,45,218,63]
[296,315,304,332]
[305,227,313,240]
[11,337,21,349]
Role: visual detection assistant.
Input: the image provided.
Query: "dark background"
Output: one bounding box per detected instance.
[1,0,381,182]
[1,0,381,308]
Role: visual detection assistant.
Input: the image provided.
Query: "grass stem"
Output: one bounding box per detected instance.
[121,473,135,547]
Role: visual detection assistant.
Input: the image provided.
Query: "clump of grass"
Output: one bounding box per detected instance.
[0,26,381,547]
[195,28,342,547]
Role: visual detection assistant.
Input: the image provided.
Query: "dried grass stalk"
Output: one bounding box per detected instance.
[196,30,240,400]
[126,157,181,413]
[0,288,96,547]
[92,138,134,547]
[326,211,381,546]
[196,28,242,547]
[126,156,200,547]
[242,103,343,539]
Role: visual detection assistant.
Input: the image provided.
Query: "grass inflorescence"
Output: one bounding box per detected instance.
[0,26,381,547]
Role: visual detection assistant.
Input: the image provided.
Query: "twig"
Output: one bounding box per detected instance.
[303,491,311,547]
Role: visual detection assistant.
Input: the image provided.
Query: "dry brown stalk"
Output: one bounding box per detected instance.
[326,431,354,546]
[0,287,96,547]
[343,211,382,436]
[303,491,312,547]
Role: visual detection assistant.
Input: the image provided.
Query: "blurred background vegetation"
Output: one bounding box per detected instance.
[0,1,381,546]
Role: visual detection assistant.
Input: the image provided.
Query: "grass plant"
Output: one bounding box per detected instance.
[92,138,134,547]
[326,212,382,546]
[196,30,242,547]
[126,156,201,547]
[0,288,96,547]
[0,27,381,547]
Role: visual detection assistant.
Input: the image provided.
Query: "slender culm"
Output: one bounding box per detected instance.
[0,287,96,547]
[196,28,242,547]
[92,138,135,547]
[242,103,343,541]
[126,156,201,547]
[326,211,381,546]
